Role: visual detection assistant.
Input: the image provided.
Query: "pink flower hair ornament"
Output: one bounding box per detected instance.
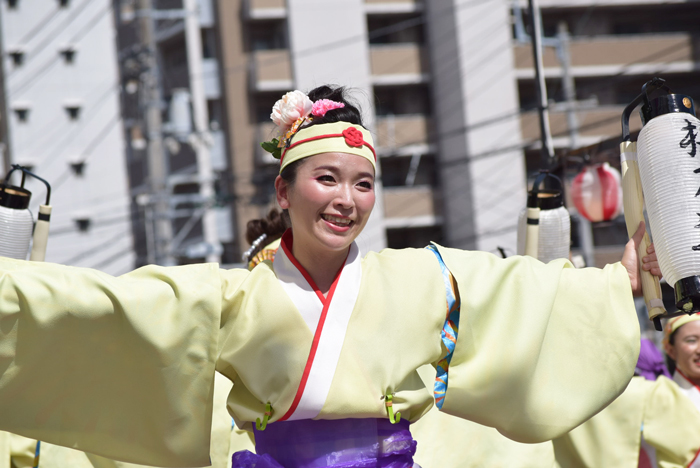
[260,91,347,159]
[311,99,345,117]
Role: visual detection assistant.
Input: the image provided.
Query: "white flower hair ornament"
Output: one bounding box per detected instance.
[261,90,345,159]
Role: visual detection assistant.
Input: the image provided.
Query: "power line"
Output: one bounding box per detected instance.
[88,247,133,271]
[9,1,112,97]
[60,228,131,265]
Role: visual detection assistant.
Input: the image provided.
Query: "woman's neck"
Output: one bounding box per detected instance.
[677,368,700,389]
[292,243,348,296]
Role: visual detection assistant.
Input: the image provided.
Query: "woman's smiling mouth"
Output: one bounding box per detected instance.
[321,214,353,227]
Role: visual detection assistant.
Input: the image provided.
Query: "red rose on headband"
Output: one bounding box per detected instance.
[342,127,365,148]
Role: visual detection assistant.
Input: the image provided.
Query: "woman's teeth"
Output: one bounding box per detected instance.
[322,214,351,226]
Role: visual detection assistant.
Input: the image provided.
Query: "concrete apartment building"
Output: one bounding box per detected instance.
[0,0,134,274]
[514,0,700,265]
[215,0,527,256]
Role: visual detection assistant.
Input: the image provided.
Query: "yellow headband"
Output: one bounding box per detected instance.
[279,122,376,173]
[664,313,700,344]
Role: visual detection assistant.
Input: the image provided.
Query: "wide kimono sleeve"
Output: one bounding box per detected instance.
[0,256,249,467]
[432,245,640,443]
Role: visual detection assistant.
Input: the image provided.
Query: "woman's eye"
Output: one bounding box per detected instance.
[357,181,373,190]
[317,175,335,183]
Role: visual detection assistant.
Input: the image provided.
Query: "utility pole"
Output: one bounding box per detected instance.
[183,0,221,263]
[558,22,595,267]
[527,0,555,168]
[138,0,175,265]
[557,21,595,267]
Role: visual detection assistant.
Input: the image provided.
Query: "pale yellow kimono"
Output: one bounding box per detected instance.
[411,365,556,467]
[0,246,639,467]
[0,373,254,468]
[552,376,700,468]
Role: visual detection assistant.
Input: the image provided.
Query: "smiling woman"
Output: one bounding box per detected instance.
[0,85,661,468]
[665,314,700,410]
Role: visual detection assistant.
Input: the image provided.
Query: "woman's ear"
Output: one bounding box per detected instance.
[275,175,290,209]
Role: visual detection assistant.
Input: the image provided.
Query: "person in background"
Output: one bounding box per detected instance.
[552,338,700,468]
[665,313,700,410]
[242,209,288,270]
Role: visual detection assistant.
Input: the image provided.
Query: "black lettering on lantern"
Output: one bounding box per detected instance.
[681,119,698,157]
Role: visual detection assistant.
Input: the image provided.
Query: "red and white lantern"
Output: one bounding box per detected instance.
[571,163,623,222]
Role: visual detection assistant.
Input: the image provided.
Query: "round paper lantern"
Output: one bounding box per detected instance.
[517,172,571,263]
[571,163,623,222]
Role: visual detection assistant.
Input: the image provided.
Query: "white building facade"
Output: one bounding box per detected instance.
[0,0,134,274]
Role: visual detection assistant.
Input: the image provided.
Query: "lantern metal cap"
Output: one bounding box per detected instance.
[527,171,564,210]
[0,184,31,210]
[641,94,696,125]
[674,276,700,315]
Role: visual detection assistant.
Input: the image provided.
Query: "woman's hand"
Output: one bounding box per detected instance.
[621,221,662,296]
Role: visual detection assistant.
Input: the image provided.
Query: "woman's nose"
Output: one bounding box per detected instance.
[334,185,354,208]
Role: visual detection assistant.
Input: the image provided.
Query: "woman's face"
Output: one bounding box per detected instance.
[276,152,375,257]
[666,320,700,381]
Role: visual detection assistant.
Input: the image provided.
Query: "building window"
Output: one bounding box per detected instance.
[255,92,283,122]
[58,0,69,7]
[387,226,443,249]
[249,20,287,51]
[65,105,81,120]
[368,14,425,45]
[69,161,86,176]
[374,84,431,116]
[380,153,437,187]
[60,47,76,64]
[201,28,217,59]
[14,107,29,122]
[9,50,24,66]
[74,217,91,232]
[7,0,18,9]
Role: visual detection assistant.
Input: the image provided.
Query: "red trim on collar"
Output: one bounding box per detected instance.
[677,368,700,392]
[277,229,350,421]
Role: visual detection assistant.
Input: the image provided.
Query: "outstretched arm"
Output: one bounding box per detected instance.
[0,258,245,467]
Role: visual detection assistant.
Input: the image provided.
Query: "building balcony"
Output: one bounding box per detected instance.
[383,186,440,226]
[364,0,423,14]
[251,49,293,91]
[375,114,432,154]
[245,0,287,19]
[514,33,699,78]
[519,105,642,146]
[370,44,429,85]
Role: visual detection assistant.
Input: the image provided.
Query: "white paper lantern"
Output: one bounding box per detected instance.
[0,185,34,259]
[517,206,571,263]
[637,111,700,302]
[571,163,623,222]
[517,173,571,263]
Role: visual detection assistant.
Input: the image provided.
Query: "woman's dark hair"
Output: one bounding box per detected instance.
[280,85,365,186]
[665,328,679,375]
[245,208,289,248]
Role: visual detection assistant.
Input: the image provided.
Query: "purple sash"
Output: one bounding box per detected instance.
[232,418,418,468]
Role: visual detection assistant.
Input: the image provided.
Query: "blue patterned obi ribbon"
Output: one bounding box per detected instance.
[427,245,461,410]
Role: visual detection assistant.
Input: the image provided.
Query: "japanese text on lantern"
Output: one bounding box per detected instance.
[683,119,700,251]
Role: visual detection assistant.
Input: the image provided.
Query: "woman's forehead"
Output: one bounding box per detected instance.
[678,319,700,338]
